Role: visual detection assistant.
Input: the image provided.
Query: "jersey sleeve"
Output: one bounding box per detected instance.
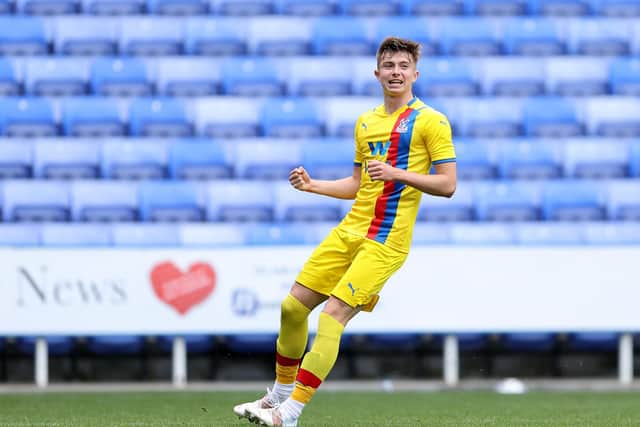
[353,115,364,166]
[423,112,456,165]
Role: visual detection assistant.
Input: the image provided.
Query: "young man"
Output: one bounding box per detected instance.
[233,36,457,427]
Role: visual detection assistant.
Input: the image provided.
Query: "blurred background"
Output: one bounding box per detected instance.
[0,0,639,388]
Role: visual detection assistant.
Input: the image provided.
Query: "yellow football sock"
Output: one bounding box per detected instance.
[275,293,311,384]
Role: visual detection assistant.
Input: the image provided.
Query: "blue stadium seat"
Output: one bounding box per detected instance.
[273,181,342,222]
[583,98,640,138]
[129,98,193,137]
[438,18,501,56]
[3,180,70,222]
[0,17,48,55]
[609,58,640,96]
[401,0,464,15]
[261,98,324,138]
[374,17,437,55]
[288,57,352,96]
[323,97,378,137]
[16,337,75,355]
[24,58,90,97]
[169,139,234,180]
[82,0,143,13]
[155,58,220,96]
[86,336,145,355]
[566,332,619,351]
[139,181,205,222]
[0,224,41,246]
[498,139,562,180]
[311,17,372,55]
[184,18,247,55]
[474,181,542,222]
[606,180,640,221]
[542,180,607,221]
[111,223,180,246]
[480,57,545,96]
[247,222,334,244]
[119,17,184,56]
[0,140,32,178]
[194,97,260,138]
[503,18,565,56]
[0,0,13,12]
[632,142,640,177]
[33,140,100,179]
[53,17,119,55]
[454,141,497,180]
[567,17,631,55]
[275,0,336,15]
[0,58,21,96]
[595,0,640,17]
[101,140,168,179]
[71,180,139,222]
[147,0,208,14]
[457,98,523,138]
[351,58,383,96]
[302,138,354,180]
[450,223,514,244]
[514,223,584,245]
[522,97,582,138]
[221,57,283,96]
[62,98,125,137]
[91,57,152,97]
[179,223,248,246]
[206,180,274,222]
[415,58,478,97]
[155,335,215,354]
[418,183,473,221]
[0,97,58,138]
[545,58,609,96]
[529,0,591,15]
[500,333,556,352]
[215,0,274,14]
[16,0,78,14]
[235,140,301,179]
[250,17,311,56]
[564,139,629,179]
[363,333,422,352]
[337,0,400,15]
[411,223,451,244]
[583,222,640,244]
[466,0,527,15]
[224,334,276,353]
[41,223,111,246]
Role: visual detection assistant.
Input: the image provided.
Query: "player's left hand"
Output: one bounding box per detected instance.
[368,160,397,182]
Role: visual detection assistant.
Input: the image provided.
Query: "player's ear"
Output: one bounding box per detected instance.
[374,68,380,79]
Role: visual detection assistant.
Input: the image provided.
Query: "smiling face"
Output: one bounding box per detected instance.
[374,50,419,98]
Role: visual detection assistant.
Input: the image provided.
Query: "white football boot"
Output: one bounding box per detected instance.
[246,406,298,427]
[233,388,280,420]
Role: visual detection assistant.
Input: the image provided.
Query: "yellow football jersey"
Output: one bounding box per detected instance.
[338,97,456,253]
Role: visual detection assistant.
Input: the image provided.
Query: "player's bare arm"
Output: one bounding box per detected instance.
[367,160,456,198]
[289,165,361,200]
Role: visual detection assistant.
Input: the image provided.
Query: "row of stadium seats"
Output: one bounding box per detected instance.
[2,16,640,56]
[2,0,639,17]
[1,138,639,181]
[2,56,640,98]
[0,96,638,139]
[1,179,639,224]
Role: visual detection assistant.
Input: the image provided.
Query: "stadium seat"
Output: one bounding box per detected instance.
[606,180,640,221]
[583,222,640,244]
[457,98,523,138]
[0,17,48,55]
[111,223,180,246]
[155,335,215,354]
[630,142,640,177]
[0,97,58,138]
[565,332,619,351]
[221,57,284,96]
[0,140,33,178]
[0,58,21,96]
[595,0,640,17]
[224,334,276,353]
[206,180,274,222]
[288,57,352,96]
[168,139,234,180]
[374,17,437,56]
[260,98,324,138]
[563,140,629,179]
[246,222,334,245]
[17,0,78,14]
[545,58,609,96]
[466,0,528,15]
[529,0,591,15]
[33,140,100,179]
[323,97,378,137]
[53,17,119,55]
[498,139,562,180]
[184,18,247,55]
[71,180,139,222]
[582,98,640,138]
[522,97,583,138]
[454,141,497,180]
[249,17,311,56]
[473,181,542,222]
[449,223,515,244]
[273,181,342,222]
[514,223,584,245]
[62,98,126,137]
[101,140,168,179]
[0,224,41,246]
[128,98,193,137]
[351,57,383,96]
[119,17,184,56]
[337,0,400,15]
[155,57,220,97]
[609,58,640,96]
[0,0,13,12]
[194,97,260,138]
[275,0,336,15]
[85,336,145,355]
[401,0,465,15]
[302,138,354,180]
[215,0,274,15]
[2,180,70,222]
[503,18,565,56]
[417,184,473,222]
[139,180,205,222]
[234,140,301,179]
[179,223,248,246]
[311,17,372,55]
[438,18,501,56]
[410,223,451,244]
[541,180,607,221]
[15,337,75,356]
[415,58,479,97]
[147,0,208,14]
[41,223,111,246]
[480,57,545,96]
[91,57,152,97]
[567,17,631,55]
[24,57,90,97]
[500,333,556,352]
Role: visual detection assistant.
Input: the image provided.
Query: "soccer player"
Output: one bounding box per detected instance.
[233,36,456,427]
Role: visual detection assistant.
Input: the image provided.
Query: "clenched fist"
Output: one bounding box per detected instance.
[289,166,312,191]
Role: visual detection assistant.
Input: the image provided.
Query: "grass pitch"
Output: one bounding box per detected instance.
[1,390,639,426]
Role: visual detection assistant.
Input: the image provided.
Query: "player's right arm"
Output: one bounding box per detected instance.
[289,165,361,200]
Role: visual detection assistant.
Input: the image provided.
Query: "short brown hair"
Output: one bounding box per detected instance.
[376,37,421,67]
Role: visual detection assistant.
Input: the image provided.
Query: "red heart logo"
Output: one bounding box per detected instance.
[150,262,216,315]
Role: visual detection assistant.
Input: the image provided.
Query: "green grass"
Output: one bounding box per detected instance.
[1,390,639,426]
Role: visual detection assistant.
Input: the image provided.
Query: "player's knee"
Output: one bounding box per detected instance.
[281,293,310,323]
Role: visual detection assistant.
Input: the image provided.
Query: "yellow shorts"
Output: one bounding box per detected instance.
[295,227,408,312]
